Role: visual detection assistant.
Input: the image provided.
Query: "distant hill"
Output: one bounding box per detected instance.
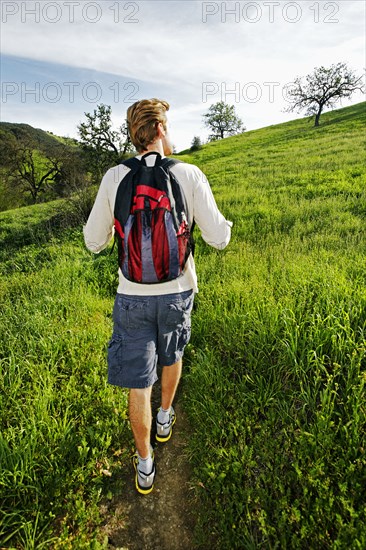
[0,122,79,157]
[0,122,82,211]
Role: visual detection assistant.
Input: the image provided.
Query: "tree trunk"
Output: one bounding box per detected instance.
[30,186,38,204]
[314,105,323,127]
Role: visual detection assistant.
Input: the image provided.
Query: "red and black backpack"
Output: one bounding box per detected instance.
[113,151,194,284]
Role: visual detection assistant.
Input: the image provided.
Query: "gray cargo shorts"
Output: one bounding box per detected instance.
[107,289,194,389]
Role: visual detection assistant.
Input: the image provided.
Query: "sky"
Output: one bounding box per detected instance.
[0,0,365,152]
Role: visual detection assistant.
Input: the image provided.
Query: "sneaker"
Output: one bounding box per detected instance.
[132,448,156,495]
[156,406,176,443]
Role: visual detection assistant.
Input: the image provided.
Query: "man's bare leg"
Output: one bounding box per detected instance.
[161,358,182,410]
[129,386,153,458]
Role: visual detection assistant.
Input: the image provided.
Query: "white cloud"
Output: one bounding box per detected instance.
[1,0,365,150]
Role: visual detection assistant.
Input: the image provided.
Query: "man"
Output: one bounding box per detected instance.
[83,98,232,495]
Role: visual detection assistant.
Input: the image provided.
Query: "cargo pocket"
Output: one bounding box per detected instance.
[179,323,192,348]
[107,334,127,387]
[107,335,124,368]
[165,292,194,327]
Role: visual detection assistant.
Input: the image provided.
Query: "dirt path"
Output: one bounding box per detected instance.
[99,382,198,550]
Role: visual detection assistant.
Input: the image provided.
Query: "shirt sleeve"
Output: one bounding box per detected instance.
[83,169,115,253]
[192,167,233,250]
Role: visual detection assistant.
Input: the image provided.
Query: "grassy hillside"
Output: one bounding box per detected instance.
[0,123,81,211]
[0,101,365,548]
[0,122,78,154]
[178,101,366,547]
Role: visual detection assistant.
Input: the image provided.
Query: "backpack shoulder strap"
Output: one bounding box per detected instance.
[156,157,188,231]
[114,157,141,224]
[120,156,141,171]
[160,157,195,248]
[160,157,183,170]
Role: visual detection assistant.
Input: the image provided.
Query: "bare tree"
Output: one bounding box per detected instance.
[284,62,365,127]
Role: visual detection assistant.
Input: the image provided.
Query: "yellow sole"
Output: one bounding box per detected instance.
[133,455,155,495]
[135,478,154,495]
[155,415,176,442]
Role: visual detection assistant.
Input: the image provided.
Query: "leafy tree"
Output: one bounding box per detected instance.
[0,130,21,210]
[0,130,84,205]
[203,101,245,141]
[190,136,203,151]
[284,62,365,127]
[5,139,63,203]
[0,129,18,167]
[51,145,88,198]
[77,104,135,182]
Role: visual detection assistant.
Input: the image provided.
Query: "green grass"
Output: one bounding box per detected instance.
[1,101,365,548]
[0,222,128,547]
[179,101,366,548]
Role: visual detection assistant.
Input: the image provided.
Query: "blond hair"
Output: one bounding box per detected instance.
[126,98,170,153]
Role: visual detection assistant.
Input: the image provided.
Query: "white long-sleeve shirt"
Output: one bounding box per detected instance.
[83,153,232,295]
